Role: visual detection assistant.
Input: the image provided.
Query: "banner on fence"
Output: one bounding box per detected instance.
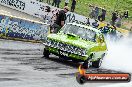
[0,14,49,41]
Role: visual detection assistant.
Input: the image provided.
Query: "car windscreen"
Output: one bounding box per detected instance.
[61,24,96,42]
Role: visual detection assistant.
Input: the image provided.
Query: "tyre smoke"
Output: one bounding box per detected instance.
[101,36,132,73]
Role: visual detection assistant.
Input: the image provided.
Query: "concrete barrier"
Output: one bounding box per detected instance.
[0,14,50,42]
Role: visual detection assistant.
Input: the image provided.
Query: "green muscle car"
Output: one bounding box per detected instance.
[43,23,107,68]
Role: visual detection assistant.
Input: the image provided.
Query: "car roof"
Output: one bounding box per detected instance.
[66,23,101,34]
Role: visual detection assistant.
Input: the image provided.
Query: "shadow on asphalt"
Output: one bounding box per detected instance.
[41,55,81,69]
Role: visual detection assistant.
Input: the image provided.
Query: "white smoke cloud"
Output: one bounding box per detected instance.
[101,37,132,73]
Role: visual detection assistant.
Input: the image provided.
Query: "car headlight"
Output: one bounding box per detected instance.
[70,46,75,53]
[67,45,71,53]
[81,49,87,56]
[63,44,67,51]
[56,42,59,48]
[50,40,54,47]
[61,43,65,50]
[77,48,82,55]
[73,47,77,54]
[46,39,51,46]
[52,41,57,48]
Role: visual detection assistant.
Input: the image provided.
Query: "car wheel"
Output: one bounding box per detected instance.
[76,73,86,84]
[43,48,50,58]
[92,59,102,68]
[82,54,93,69]
[92,54,105,68]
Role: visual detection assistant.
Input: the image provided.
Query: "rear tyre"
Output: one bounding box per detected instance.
[43,48,50,58]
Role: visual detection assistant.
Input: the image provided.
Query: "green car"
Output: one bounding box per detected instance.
[43,23,107,68]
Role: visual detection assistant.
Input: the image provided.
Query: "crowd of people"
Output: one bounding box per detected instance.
[38,0,129,40]
[89,5,106,21]
[38,0,77,12]
[39,0,129,30]
[89,4,129,28]
[51,0,76,12]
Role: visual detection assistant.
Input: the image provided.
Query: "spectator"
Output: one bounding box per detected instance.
[71,0,76,12]
[86,18,90,25]
[111,11,118,26]
[94,6,99,19]
[101,8,106,21]
[115,15,122,28]
[52,0,57,7]
[47,0,51,4]
[52,6,69,33]
[43,6,51,24]
[89,5,95,18]
[98,8,106,21]
[56,0,61,8]
[65,0,69,6]
[123,10,129,18]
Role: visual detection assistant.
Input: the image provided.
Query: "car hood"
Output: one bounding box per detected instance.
[47,34,97,49]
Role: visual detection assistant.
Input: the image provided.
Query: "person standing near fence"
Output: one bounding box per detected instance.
[71,0,76,12]
[89,5,95,18]
[94,6,99,19]
[52,6,69,33]
[124,10,129,18]
[101,8,106,21]
[111,11,118,26]
[52,0,57,7]
[52,0,61,8]
[98,8,106,21]
[115,15,122,28]
[65,0,69,6]
[56,0,61,8]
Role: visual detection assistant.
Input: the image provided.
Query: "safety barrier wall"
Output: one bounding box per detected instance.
[0,14,49,42]
[0,0,129,36]
[0,0,96,25]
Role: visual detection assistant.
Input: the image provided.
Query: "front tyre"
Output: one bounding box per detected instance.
[82,54,93,69]
[92,58,103,68]
[83,59,92,69]
[43,48,50,58]
[92,54,105,68]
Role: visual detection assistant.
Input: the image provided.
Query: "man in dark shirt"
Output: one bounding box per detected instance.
[52,6,69,33]
[124,10,128,18]
[71,0,76,12]
[111,12,118,26]
[98,8,106,21]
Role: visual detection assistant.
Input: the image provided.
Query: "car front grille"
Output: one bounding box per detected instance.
[44,39,87,56]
